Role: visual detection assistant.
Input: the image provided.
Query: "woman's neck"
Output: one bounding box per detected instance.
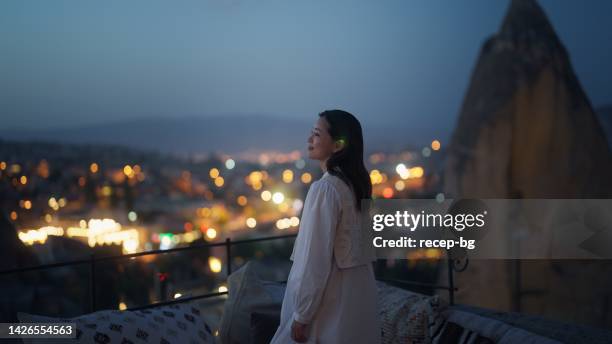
[320,160,328,172]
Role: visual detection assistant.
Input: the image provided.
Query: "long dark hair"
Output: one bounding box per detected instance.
[319,110,372,210]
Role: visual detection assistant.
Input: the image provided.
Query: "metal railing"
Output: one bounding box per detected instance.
[0,233,467,312]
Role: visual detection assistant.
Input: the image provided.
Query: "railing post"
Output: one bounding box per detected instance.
[90,253,96,312]
[225,238,232,276]
[447,255,454,306]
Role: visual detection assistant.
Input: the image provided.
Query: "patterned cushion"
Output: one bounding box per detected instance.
[18,302,216,344]
[377,281,448,344]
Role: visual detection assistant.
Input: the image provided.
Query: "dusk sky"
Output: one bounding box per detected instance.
[1,0,611,135]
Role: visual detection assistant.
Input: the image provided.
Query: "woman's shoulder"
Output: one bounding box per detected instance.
[310,174,338,194]
[314,172,351,198]
[304,175,343,212]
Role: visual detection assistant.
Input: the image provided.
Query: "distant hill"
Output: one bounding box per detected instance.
[0,115,442,155]
[0,116,307,155]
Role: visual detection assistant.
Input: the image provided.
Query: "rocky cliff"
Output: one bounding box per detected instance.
[445,0,612,199]
[443,0,612,328]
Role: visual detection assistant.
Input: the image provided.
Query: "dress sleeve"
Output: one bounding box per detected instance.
[291,180,341,324]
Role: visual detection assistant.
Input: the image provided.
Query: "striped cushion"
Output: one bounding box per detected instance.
[432,321,495,344]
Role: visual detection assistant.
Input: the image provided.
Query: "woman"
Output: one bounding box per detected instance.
[271,110,380,343]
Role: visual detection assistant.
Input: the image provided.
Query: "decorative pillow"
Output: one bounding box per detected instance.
[219,262,285,344]
[421,296,449,342]
[192,294,226,335]
[18,302,217,344]
[377,281,448,344]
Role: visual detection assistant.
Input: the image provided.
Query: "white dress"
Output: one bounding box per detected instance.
[271,172,381,344]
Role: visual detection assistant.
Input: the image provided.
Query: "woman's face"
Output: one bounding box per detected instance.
[307,117,337,161]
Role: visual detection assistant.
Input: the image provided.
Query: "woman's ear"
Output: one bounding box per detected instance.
[333,138,346,153]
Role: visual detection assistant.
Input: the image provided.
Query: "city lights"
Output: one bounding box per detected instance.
[10,164,21,174]
[3,143,449,333]
[272,192,284,204]
[396,164,410,179]
[7,144,437,293]
[370,170,383,184]
[382,187,394,199]
[395,165,424,180]
[236,195,248,206]
[300,172,312,184]
[123,165,135,178]
[102,186,112,196]
[209,168,220,179]
[128,211,138,222]
[290,216,300,227]
[247,171,263,184]
[282,169,294,183]
[123,237,139,254]
[278,203,289,212]
[160,234,173,250]
[276,216,299,230]
[395,180,405,191]
[209,257,222,273]
[422,147,431,157]
[214,176,225,187]
[261,190,272,201]
[206,228,217,240]
[410,166,424,178]
[37,160,50,179]
[48,197,59,210]
[292,199,304,212]
[18,226,64,245]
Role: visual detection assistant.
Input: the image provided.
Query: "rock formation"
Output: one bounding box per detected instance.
[597,106,612,148]
[446,0,612,198]
[443,0,612,327]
